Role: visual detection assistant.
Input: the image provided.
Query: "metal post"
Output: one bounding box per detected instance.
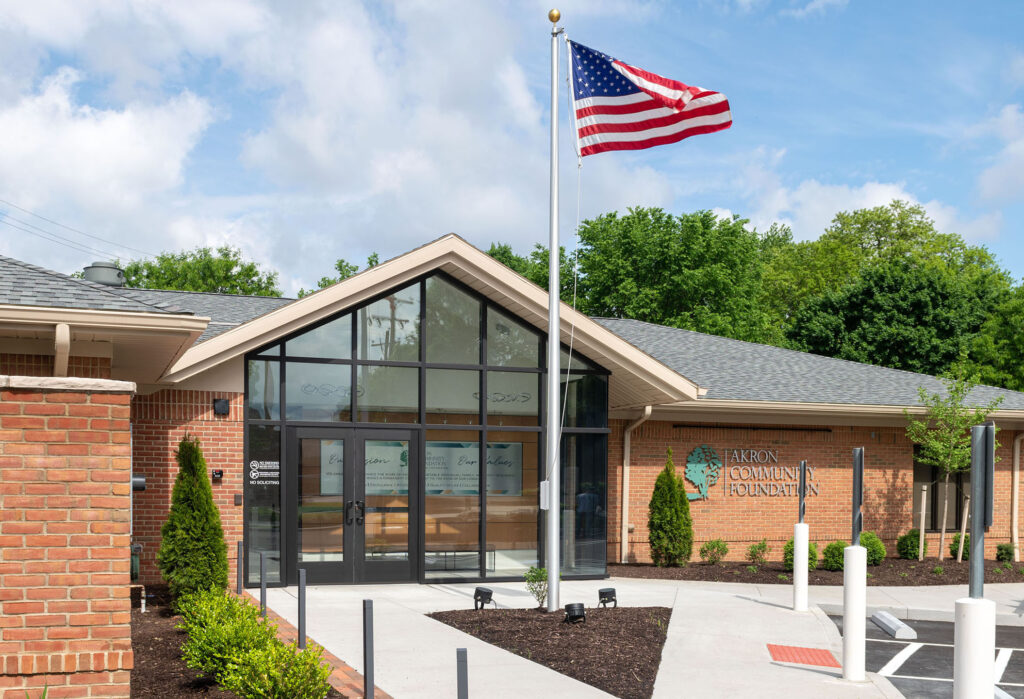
[545,8,564,614]
[298,568,306,650]
[852,448,864,545]
[259,552,267,618]
[969,424,995,599]
[363,599,375,699]
[918,485,927,561]
[457,647,468,699]
[236,540,243,595]
[798,460,807,524]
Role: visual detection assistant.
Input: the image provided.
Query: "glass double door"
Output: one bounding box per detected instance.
[286,427,418,584]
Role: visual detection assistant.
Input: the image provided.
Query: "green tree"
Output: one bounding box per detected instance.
[787,260,994,376]
[969,284,1024,392]
[158,435,229,600]
[486,242,577,302]
[647,448,693,566]
[297,253,380,298]
[123,246,281,296]
[574,207,776,343]
[904,360,1003,560]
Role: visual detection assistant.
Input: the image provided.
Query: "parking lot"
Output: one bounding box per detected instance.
[831,616,1024,698]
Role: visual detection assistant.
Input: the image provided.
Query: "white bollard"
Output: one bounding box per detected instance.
[953,597,995,698]
[793,522,808,612]
[842,545,867,681]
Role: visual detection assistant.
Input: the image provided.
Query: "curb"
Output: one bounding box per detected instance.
[817,602,1024,628]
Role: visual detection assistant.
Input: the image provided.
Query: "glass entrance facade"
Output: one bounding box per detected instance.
[243,272,609,586]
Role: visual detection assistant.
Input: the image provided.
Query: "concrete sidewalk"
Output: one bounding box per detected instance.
[263,578,1024,698]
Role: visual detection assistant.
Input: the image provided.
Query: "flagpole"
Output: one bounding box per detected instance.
[546,7,563,614]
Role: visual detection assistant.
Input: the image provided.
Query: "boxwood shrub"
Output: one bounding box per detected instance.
[783,538,818,572]
[821,541,846,571]
[859,531,887,566]
[896,529,926,560]
[950,533,970,561]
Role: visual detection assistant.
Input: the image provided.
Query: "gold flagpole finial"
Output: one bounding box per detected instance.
[548,8,561,23]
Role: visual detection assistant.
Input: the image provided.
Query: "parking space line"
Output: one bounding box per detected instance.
[878,642,922,677]
[996,648,1013,684]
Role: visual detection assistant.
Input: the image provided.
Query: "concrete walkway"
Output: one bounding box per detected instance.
[263,579,1024,698]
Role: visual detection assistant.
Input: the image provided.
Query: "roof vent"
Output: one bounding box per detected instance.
[82,261,126,287]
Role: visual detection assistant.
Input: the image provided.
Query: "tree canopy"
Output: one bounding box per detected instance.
[297,253,380,298]
[123,246,281,296]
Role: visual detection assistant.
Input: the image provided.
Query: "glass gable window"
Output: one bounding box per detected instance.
[244,272,609,586]
[425,276,481,364]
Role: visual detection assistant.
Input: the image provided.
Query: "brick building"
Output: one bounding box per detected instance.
[2,234,1024,641]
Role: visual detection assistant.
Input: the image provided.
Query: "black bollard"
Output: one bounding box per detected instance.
[457,647,468,699]
[298,568,306,650]
[236,540,243,595]
[259,552,267,618]
[364,599,374,699]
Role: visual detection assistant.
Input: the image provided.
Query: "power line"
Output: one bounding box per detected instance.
[0,212,131,261]
[0,218,125,260]
[0,197,157,258]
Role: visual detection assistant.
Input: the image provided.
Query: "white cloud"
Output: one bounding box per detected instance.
[975,105,1024,203]
[781,0,848,19]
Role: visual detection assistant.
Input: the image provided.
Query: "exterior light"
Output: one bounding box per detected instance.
[598,588,617,608]
[474,586,494,610]
[564,603,586,623]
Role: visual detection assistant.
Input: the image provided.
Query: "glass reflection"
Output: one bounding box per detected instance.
[486,372,539,426]
[560,373,608,428]
[426,369,479,424]
[486,307,539,367]
[286,363,352,421]
[560,433,607,576]
[486,431,538,577]
[287,314,352,359]
[425,276,481,364]
[425,432,481,579]
[298,438,344,562]
[355,365,419,423]
[358,284,420,362]
[247,360,280,420]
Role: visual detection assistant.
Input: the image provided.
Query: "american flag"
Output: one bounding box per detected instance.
[569,41,732,157]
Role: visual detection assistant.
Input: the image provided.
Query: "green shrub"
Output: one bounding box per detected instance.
[524,566,549,607]
[700,539,729,564]
[821,541,846,571]
[932,565,944,575]
[178,589,277,680]
[220,641,332,699]
[746,539,769,566]
[997,543,1015,563]
[950,533,970,560]
[647,448,692,566]
[158,436,228,600]
[782,538,818,572]
[896,529,927,560]
[859,531,887,566]
[746,565,758,573]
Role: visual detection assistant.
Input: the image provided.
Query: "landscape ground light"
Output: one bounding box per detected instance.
[598,588,617,607]
[564,603,586,623]
[473,586,494,610]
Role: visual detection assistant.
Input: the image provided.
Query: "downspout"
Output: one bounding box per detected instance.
[1014,431,1023,562]
[621,406,653,564]
[53,323,70,377]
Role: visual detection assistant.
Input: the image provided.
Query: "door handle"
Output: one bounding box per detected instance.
[355,500,365,526]
[345,500,355,525]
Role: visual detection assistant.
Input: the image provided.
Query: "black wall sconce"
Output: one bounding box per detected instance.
[212,398,230,416]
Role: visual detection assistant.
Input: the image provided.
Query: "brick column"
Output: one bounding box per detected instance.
[0,376,135,699]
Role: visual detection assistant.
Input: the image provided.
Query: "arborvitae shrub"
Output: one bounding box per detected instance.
[783,538,818,571]
[158,435,228,600]
[859,531,887,566]
[897,529,926,559]
[821,541,846,571]
[647,448,692,566]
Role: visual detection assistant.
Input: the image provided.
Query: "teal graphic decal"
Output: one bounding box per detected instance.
[685,445,722,501]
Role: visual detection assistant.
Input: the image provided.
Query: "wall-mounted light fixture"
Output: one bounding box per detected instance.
[212,398,230,416]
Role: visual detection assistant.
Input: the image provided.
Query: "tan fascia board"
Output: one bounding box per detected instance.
[638,399,1024,429]
[162,235,704,402]
[0,304,208,377]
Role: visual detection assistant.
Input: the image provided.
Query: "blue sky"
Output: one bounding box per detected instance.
[0,0,1021,295]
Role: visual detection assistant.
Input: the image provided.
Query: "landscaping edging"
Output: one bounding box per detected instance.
[241,592,392,699]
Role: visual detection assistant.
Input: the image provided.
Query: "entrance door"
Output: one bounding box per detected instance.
[286,427,418,584]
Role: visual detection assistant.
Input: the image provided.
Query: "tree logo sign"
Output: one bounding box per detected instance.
[685,445,722,501]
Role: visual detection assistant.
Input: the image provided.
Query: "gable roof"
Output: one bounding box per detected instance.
[162,234,703,408]
[596,317,1024,411]
[118,288,294,342]
[0,255,182,314]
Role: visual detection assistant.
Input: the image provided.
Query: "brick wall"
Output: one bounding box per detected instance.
[608,419,1022,563]
[0,355,111,380]
[0,376,134,699]
[131,390,244,585]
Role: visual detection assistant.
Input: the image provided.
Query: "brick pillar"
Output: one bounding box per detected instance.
[0,376,135,699]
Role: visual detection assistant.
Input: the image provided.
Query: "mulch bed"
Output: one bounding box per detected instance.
[610,557,1024,586]
[429,606,670,699]
[130,586,345,698]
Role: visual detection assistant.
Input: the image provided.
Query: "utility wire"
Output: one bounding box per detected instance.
[0,212,129,261]
[0,218,125,260]
[0,197,157,258]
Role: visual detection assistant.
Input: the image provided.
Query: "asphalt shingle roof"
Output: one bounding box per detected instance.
[0,255,179,314]
[118,288,294,342]
[595,317,1024,410]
